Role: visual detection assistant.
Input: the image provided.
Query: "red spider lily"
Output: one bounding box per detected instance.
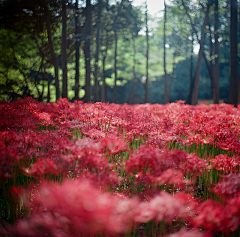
[155,169,191,187]
[0,131,23,180]
[165,227,207,237]
[10,179,139,237]
[22,158,59,178]
[70,138,110,172]
[125,145,208,177]
[225,193,240,232]
[125,145,159,175]
[193,197,240,234]
[134,191,196,224]
[212,173,240,199]
[192,199,232,233]
[131,169,190,198]
[99,135,128,155]
[210,154,240,173]
[134,171,156,189]
[3,98,240,237]
[180,153,209,176]
[77,170,122,191]
[82,128,106,139]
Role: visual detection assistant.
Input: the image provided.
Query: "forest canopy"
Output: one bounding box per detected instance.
[0,0,239,105]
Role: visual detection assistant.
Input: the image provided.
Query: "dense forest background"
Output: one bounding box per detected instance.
[0,0,239,105]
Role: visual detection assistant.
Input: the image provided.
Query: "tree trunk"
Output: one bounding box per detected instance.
[74,0,80,100]
[145,0,149,103]
[113,1,123,103]
[163,0,168,104]
[113,29,118,103]
[167,47,179,102]
[128,33,137,104]
[191,41,205,105]
[203,51,215,95]
[102,54,107,102]
[44,4,60,101]
[45,66,50,102]
[229,0,238,106]
[62,0,68,99]
[182,0,212,105]
[84,0,92,102]
[101,0,110,103]
[213,0,219,103]
[101,34,109,102]
[187,30,194,104]
[101,42,109,103]
[94,0,102,102]
[205,22,216,99]
[191,0,212,105]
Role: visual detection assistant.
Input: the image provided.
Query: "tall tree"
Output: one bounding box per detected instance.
[74,0,80,100]
[127,4,143,104]
[84,0,92,102]
[145,0,149,103]
[62,0,68,98]
[93,0,103,102]
[44,3,60,100]
[163,0,167,104]
[101,0,112,103]
[202,21,216,102]
[113,0,123,103]
[229,0,238,106]
[213,0,219,103]
[182,0,212,105]
[191,1,211,105]
[188,29,194,103]
[128,29,137,104]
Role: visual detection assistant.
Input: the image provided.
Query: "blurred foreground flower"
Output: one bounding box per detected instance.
[166,227,207,237]
[10,179,138,237]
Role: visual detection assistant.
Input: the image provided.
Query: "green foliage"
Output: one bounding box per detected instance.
[0,0,236,103]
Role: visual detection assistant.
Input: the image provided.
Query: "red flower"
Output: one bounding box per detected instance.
[210,154,240,173]
[12,179,139,236]
[135,191,195,224]
[213,173,240,199]
[166,227,207,237]
[22,158,59,178]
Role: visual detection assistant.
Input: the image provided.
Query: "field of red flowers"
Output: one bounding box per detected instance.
[1,97,240,237]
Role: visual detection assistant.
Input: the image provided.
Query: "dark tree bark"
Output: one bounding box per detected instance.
[191,39,206,105]
[113,29,118,103]
[44,4,60,101]
[102,52,107,102]
[94,0,102,102]
[209,21,214,79]
[182,0,212,105]
[203,50,215,95]
[45,66,51,102]
[84,0,92,102]
[203,22,215,100]
[187,30,194,104]
[229,0,238,106]
[191,1,212,105]
[167,47,179,102]
[101,0,110,103]
[113,0,123,103]
[62,0,68,99]
[163,0,167,104]
[33,35,45,101]
[213,0,219,103]
[145,0,149,103]
[74,0,80,100]
[128,33,137,104]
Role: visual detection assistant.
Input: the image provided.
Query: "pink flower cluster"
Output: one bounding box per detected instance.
[9,179,198,237]
[1,98,240,236]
